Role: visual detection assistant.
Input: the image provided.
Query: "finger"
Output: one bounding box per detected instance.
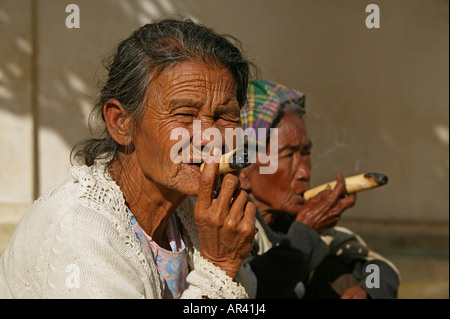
[325,173,347,205]
[230,179,241,204]
[239,201,256,234]
[228,189,249,222]
[326,215,341,227]
[309,185,332,203]
[337,193,357,210]
[325,193,357,220]
[308,185,338,212]
[335,173,348,194]
[197,161,220,209]
[316,215,341,233]
[214,173,240,214]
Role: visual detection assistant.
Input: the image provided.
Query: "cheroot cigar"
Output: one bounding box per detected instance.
[199,146,250,175]
[303,172,388,201]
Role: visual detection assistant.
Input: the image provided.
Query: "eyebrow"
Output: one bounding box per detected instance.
[214,103,240,118]
[169,98,205,110]
[170,97,240,116]
[279,139,313,152]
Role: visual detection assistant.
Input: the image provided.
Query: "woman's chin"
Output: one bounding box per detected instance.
[174,178,201,197]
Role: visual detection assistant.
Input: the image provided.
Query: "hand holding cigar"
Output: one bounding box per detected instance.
[304,172,388,201]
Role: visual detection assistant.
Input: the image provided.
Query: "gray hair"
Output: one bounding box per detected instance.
[271,100,306,129]
[71,18,255,166]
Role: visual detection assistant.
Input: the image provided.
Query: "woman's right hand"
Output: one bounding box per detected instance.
[296,173,356,233]
[194,161,256,279]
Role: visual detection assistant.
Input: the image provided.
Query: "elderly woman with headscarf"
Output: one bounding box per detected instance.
[240,79,400,299]
[0,19,257,299]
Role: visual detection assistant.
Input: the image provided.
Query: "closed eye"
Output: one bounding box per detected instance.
[174,112,196,124]
[279,151,294,159]
[175,113,195,117]
[214,103,240,125]
[302,141,313,156]
[301,149,311,156]
[215,115,240,124]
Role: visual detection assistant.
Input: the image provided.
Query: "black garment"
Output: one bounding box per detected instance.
[247,209,400,299]
[248,209,329,298]
[304,254,356,299]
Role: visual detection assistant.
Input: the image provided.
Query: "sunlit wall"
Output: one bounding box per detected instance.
[0,0,448,234]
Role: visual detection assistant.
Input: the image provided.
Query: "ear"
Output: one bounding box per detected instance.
[239,168,252,192]
[103,99,132,146]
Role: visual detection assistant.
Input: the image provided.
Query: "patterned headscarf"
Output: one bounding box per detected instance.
[241,79,305,144]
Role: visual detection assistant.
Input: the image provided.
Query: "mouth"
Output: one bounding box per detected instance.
[186,163,202,172]
[295,191,307,204]
[296,194,306,205]
[184,158,203,172]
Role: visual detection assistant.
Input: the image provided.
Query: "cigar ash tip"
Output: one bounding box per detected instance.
[364,172,388,185]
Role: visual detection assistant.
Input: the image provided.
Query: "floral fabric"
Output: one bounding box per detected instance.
[127,209,188,299]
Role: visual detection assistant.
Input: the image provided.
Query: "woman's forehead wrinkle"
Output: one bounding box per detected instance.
[157,62,237,114]
[278,131,300,151]
[149,71,206,112]
[276,115,307,150]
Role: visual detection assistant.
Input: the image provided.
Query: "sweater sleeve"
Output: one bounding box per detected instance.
[181,255,249,299]
[51,206,150,298]
[0,199,154,298]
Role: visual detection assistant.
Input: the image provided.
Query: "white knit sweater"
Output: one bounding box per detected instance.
[0,163,250,299]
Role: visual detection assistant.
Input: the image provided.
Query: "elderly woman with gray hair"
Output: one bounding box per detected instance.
[240,79,400,299]
[0,19,257,299]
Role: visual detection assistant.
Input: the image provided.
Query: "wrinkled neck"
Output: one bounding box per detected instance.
[108,152,186,249]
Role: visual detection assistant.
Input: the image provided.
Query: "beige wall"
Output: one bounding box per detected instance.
[0,0,448,233]
[0,0,35,222]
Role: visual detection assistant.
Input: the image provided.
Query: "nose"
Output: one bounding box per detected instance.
[294,153,311,182]
[192,120,223,159]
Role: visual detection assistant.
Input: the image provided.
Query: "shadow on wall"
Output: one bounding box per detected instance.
[0,0,448,224]
[0,0,202,152]
[0,5,33,113]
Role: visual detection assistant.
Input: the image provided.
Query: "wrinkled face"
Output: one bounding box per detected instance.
[132,60,240,196]
[243,110,312,215]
